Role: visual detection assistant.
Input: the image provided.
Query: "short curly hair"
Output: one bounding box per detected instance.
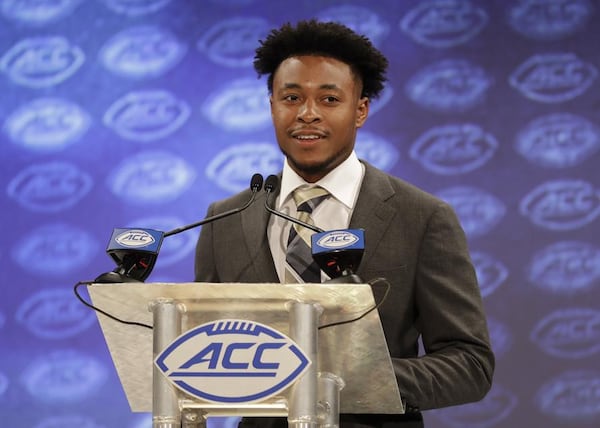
[254,20,388,99]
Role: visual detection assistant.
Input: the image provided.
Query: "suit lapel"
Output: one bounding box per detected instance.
[236,166,396,282]
[350,163,397,273]
[240,190,279,282]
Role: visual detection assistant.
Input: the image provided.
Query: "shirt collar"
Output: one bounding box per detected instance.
[278,151,363,209]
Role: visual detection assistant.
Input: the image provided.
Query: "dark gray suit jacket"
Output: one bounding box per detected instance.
[195,162,494,427]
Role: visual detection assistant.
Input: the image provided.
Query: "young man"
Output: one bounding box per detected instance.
[195,20,494,427]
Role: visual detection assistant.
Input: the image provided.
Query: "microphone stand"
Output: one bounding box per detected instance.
[95,174,264,283]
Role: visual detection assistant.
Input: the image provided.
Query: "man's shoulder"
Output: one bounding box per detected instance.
[362,163,443,206]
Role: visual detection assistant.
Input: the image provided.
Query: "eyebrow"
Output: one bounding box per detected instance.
[281,83,341,91]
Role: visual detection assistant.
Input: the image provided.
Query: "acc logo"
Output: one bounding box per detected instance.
[437,186,506,237]
[510,53,598,103]
[198,17,271,67]
[487,317,512,359]
[531,308,600,359]
[22,349,107,404]
[99,26,187,78]
[7,161,93,213]
[0,0,83,25]
[432,383,517,428]
[107,150,196,204]
[3,98,91,151]
[316,231,359,249]
[115,229,156,247]
[103,90,190,142]
[206,143,283,193]
[519,179,600,230]
[202,78,270,132]
[156,319,310,403]
[103,0,172,16]
[406,60,493,112]
[515,113,600,168]
[508,0,593,41]
[471,251,508,298]
[366,85,393,116]
[528,241,600,294]
[410,124,497,175]
[317,5,389,45]
[355,131,399,171]
[0,36,84,88]
[12,223,98,276]
[400,0,488,48]
[0,371,7,397]
[536,370,600,422]
[16,288,96,339]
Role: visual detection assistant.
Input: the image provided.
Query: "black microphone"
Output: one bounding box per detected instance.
[263,175,364,283]
[95,173,264,283]
[263,174,324,233]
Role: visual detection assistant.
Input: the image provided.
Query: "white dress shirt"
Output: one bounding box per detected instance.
[267,151,365,282]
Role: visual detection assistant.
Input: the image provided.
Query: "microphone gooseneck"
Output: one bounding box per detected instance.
[263,174,324,233]
[95,174,265,283]
[164,173,264,238]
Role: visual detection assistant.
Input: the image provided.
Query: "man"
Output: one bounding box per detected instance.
[195,20,494,427]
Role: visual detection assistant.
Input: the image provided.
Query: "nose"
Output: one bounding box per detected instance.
[297,99,320,123]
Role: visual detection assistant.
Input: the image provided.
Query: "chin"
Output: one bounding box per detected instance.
[291,159,333,177]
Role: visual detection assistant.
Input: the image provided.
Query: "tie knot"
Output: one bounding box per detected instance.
[292,186,329,213]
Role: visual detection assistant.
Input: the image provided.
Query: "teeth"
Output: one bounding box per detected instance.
[296,135,320,140]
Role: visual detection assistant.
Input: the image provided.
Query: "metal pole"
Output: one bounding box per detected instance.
[317,372,345,427]
[287,301,322,428]
[151,298,182,428]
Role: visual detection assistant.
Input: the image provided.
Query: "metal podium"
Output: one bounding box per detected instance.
[88,282,403,427]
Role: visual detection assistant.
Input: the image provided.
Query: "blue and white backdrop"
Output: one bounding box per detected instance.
[1,0,599,427]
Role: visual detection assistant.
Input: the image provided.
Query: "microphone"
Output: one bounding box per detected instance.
[94,173,264,283]
[263,175,364,283]
[312,229,365,283]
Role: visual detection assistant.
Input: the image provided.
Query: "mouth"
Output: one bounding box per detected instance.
[290,130,326,144]
[294,134,322,142]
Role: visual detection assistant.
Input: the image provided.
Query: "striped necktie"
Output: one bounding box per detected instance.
[285,186,329,283]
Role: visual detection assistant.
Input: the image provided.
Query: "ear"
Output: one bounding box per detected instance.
[356,97,369,128]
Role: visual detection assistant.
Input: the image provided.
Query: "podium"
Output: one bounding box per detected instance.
[88,282,403,427]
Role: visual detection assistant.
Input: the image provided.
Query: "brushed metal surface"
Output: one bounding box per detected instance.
[88,282,403,416]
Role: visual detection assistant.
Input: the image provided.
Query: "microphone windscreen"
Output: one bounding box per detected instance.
[265,175,279,192]
[250,173,264,191]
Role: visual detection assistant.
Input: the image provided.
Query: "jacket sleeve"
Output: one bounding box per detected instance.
[393,202,495,410]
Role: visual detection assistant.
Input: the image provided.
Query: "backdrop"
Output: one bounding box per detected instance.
[1,0,599,427]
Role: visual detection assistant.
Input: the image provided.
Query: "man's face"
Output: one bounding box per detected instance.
[270,55,369,183]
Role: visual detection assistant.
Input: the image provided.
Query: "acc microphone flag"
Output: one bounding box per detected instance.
[311,229,365,279]
[100,228,164,282]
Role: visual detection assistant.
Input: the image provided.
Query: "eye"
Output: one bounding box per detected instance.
[323,95,340,103]
[283,94,300,102]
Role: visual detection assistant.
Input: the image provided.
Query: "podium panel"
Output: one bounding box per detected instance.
[88,282,403,416]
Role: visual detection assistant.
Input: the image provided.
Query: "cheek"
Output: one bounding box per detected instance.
[271,108,290,125]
